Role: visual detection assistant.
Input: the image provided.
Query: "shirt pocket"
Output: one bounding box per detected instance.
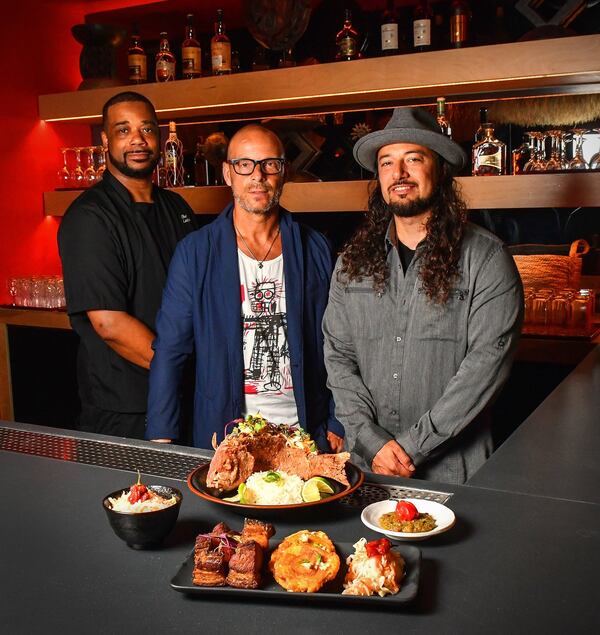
[414,287,469,342]
[344,286,385,340]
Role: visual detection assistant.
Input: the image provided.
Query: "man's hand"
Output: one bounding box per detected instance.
[326,431,345,453]
[371,440,415,477]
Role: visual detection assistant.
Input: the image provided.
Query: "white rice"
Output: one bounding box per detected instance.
[244,470,303,505]
[108,490,177,513]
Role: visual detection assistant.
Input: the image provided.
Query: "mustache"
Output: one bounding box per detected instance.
[389,180,418,189]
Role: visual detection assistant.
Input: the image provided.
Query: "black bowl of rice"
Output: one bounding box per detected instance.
[102,485,182,549]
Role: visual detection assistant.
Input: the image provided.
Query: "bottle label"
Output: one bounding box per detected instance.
[475,149,503,174]
[450,15,468,45]
[381,24,399,51]
[182,47,201,74]
[155,59,175,82]
[339,36,357,57]
[128,54,147,81]
[211,42,231,72]
[413,19,431,47]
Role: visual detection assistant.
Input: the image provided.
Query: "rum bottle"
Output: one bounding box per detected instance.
[211,9,231,75]
[472,124,507,176]
[380,1,399,56]
[155,32,175,82]
[336,9,360,61]
[436,97,452,138]
[181,14,201,79]
[127,29,147,84]
[474,107,489,143]
[413,0,432,52]
[450,0,470,48]
[164,121,185,187]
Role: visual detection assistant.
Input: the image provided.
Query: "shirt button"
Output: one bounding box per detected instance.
[396,336,402,342]
[393,373,398,379]
[391,410,397,415]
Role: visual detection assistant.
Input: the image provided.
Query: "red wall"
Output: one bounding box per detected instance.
[0,0,153,303]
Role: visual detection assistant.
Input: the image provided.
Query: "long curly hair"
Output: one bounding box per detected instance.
[338,160,467,304]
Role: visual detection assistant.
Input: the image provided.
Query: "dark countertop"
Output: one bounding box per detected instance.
[1,423,599,634]
[469,346,600,504]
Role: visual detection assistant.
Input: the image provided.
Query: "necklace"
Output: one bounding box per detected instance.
[234,224,280,269]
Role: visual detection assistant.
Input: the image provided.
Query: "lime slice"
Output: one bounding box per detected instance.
[238,482,248,504]
[301,477,335,502]
[222,493,240,502]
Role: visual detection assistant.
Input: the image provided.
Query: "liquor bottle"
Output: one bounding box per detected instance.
[155,152,167,188]
[474,107,489,143]
[181,14,201,80]
[277,48,296,68]
[164,121,185,187]
[432,10,447,50]
[380,1,399,56]
[336,9,360,61]
[472,124,507,176]
[492,1,510,44]
[194,139,209,186]
[211,8,231,75]
[155,32,175,82]
[450,0,470,48]
[436,97,452,138]
[413,0,432,53]
[127,28,147,84]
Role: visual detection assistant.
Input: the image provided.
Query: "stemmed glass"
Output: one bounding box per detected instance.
[588,128,600,170]
[95,146,106,180]
[72,148,85,187]
[568,128,588,170]
[545,130,566,172]
[57,148,72,188]
[523,132,545,172]
[83,146,97,187]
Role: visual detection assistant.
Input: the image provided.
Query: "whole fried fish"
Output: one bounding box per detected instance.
[206,420,350,491]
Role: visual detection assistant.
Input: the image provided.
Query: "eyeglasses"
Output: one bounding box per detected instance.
[227,157,285,175]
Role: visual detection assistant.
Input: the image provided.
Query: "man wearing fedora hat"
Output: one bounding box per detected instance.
[322,107,523,484]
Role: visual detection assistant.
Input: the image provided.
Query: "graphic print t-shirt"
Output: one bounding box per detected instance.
[238,250,299,425]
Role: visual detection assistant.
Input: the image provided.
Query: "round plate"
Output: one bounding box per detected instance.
[361,498,456,541]
[187,462,364,516]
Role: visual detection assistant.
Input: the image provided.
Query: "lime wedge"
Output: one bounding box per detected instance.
[238,482,248,504]
[301,477,335,502]
[222,493,240,502]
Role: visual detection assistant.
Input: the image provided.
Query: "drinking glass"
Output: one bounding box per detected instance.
[7,277,18,306]
[568,129,588,170]
[588,128,600,170]
[570,289,593,330]
[95,146,106,180]
[83,146,97,187]
[545,130,565,172]
[549,291,571,327]
[531,288,554,325]
[72,147,85,187]
[57,148,72,188]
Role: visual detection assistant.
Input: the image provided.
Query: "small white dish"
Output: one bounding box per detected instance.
[361,498,456,541]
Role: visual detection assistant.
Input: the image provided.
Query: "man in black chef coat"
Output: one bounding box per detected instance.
[58,91,198,439]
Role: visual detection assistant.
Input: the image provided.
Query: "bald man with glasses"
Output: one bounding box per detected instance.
[146,124,345,452]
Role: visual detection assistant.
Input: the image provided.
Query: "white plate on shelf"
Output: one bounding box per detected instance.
[361,498,456,541]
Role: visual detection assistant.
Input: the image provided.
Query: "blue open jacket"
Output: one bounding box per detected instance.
[146,204,344,450]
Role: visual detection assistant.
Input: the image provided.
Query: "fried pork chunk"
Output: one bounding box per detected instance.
[241,518,275,550]
[226,541,263,588]
[192,523,240,587]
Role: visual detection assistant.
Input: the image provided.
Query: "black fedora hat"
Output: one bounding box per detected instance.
[353,107,467,173]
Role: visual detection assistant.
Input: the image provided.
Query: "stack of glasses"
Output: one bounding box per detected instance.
[7,276,66,309]
[523,287,595,335]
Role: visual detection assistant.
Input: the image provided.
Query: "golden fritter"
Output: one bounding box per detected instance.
[269,530,340,593]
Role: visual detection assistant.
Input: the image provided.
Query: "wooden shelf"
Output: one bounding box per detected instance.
[39,35,600,124]
[43,172,600,217]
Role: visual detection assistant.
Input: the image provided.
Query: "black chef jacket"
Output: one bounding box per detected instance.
[58,169,198,413]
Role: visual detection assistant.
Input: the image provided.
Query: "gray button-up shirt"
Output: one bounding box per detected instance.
[323,222,524,484]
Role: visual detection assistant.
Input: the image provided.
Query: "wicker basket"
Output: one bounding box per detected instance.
[512,239,590,290]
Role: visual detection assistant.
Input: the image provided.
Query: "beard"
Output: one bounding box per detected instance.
[234,183,282,215]
[108,150,159,179]
[388,189,440,218]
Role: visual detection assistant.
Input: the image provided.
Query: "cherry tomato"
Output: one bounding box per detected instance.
[395,500,418,521]
[365,538,392,558]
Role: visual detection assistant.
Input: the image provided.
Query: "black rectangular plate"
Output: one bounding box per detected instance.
[171,542,420,605]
